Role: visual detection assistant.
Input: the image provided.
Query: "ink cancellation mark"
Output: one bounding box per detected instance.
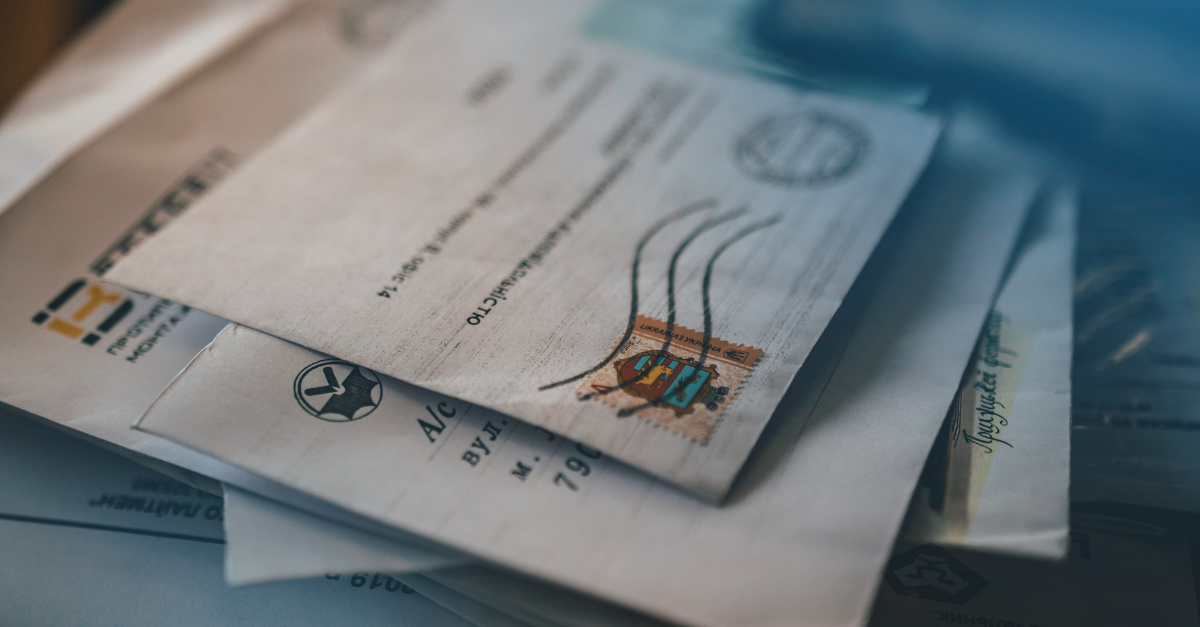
[539,199,777,442]
[578,315,762,443]
[735,110,869,187]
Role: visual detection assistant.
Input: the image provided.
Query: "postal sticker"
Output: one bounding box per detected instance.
[578,315,763,443]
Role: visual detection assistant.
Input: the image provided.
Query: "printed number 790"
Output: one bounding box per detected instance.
[553,444,602,491]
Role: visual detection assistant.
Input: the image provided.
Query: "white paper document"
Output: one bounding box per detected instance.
[109,0,942,500]
[223,484,469,586]
[0,408,471,627]
[0,0,291,216]
[223,487,671,627]
[218,489,1200,627]
[134,109,1035,627]
[212,187,1078,625]
[217,184,1074,599]
[0,0,452,489]
[217,170,1072,627]
[901,186,1075,559]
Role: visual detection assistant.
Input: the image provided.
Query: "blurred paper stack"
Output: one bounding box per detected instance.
[1,1,1196,626]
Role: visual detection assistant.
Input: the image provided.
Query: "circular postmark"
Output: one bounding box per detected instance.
[293,359,382,422]
[339,0,431,48]
[735,111,870,187]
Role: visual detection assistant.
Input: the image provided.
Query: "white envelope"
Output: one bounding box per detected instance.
[209,127,1074,627]
[901,184,1075,558]
[212,187,1076,615]
[0,407,472,627]
[0,0,465,575]
[223,486,668,627]
[133,109,1037,627]
[108,0,942,500]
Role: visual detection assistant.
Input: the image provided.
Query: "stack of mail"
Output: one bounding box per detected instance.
[2,0,1193,626]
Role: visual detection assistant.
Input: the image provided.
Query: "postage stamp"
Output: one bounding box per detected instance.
[578,314,763,443]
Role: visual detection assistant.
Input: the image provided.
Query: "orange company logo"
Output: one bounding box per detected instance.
[32,279,133,347]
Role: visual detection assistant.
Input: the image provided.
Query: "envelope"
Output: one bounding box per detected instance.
[0,0,472,575]
[108,0,942,500]
[132,109,1037,627]
[0,407,472,627]
[901,184,1075,558]
[212,178,1076,616]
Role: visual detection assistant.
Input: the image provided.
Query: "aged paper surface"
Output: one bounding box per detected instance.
[222,485,469,586]
[0,408,472,627]
[0,0,292,217]
[902,186,1075,558]
[109,0,941,500]
[0,0,462,540]
[135,112,1036,627]
[218,488,1198,627]
[224,486,669,627]
[217,181,1074,619]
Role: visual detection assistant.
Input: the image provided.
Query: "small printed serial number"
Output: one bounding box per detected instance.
[325,572,415,593]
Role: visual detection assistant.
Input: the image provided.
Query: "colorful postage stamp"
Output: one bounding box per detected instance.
[578,314,763,443]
